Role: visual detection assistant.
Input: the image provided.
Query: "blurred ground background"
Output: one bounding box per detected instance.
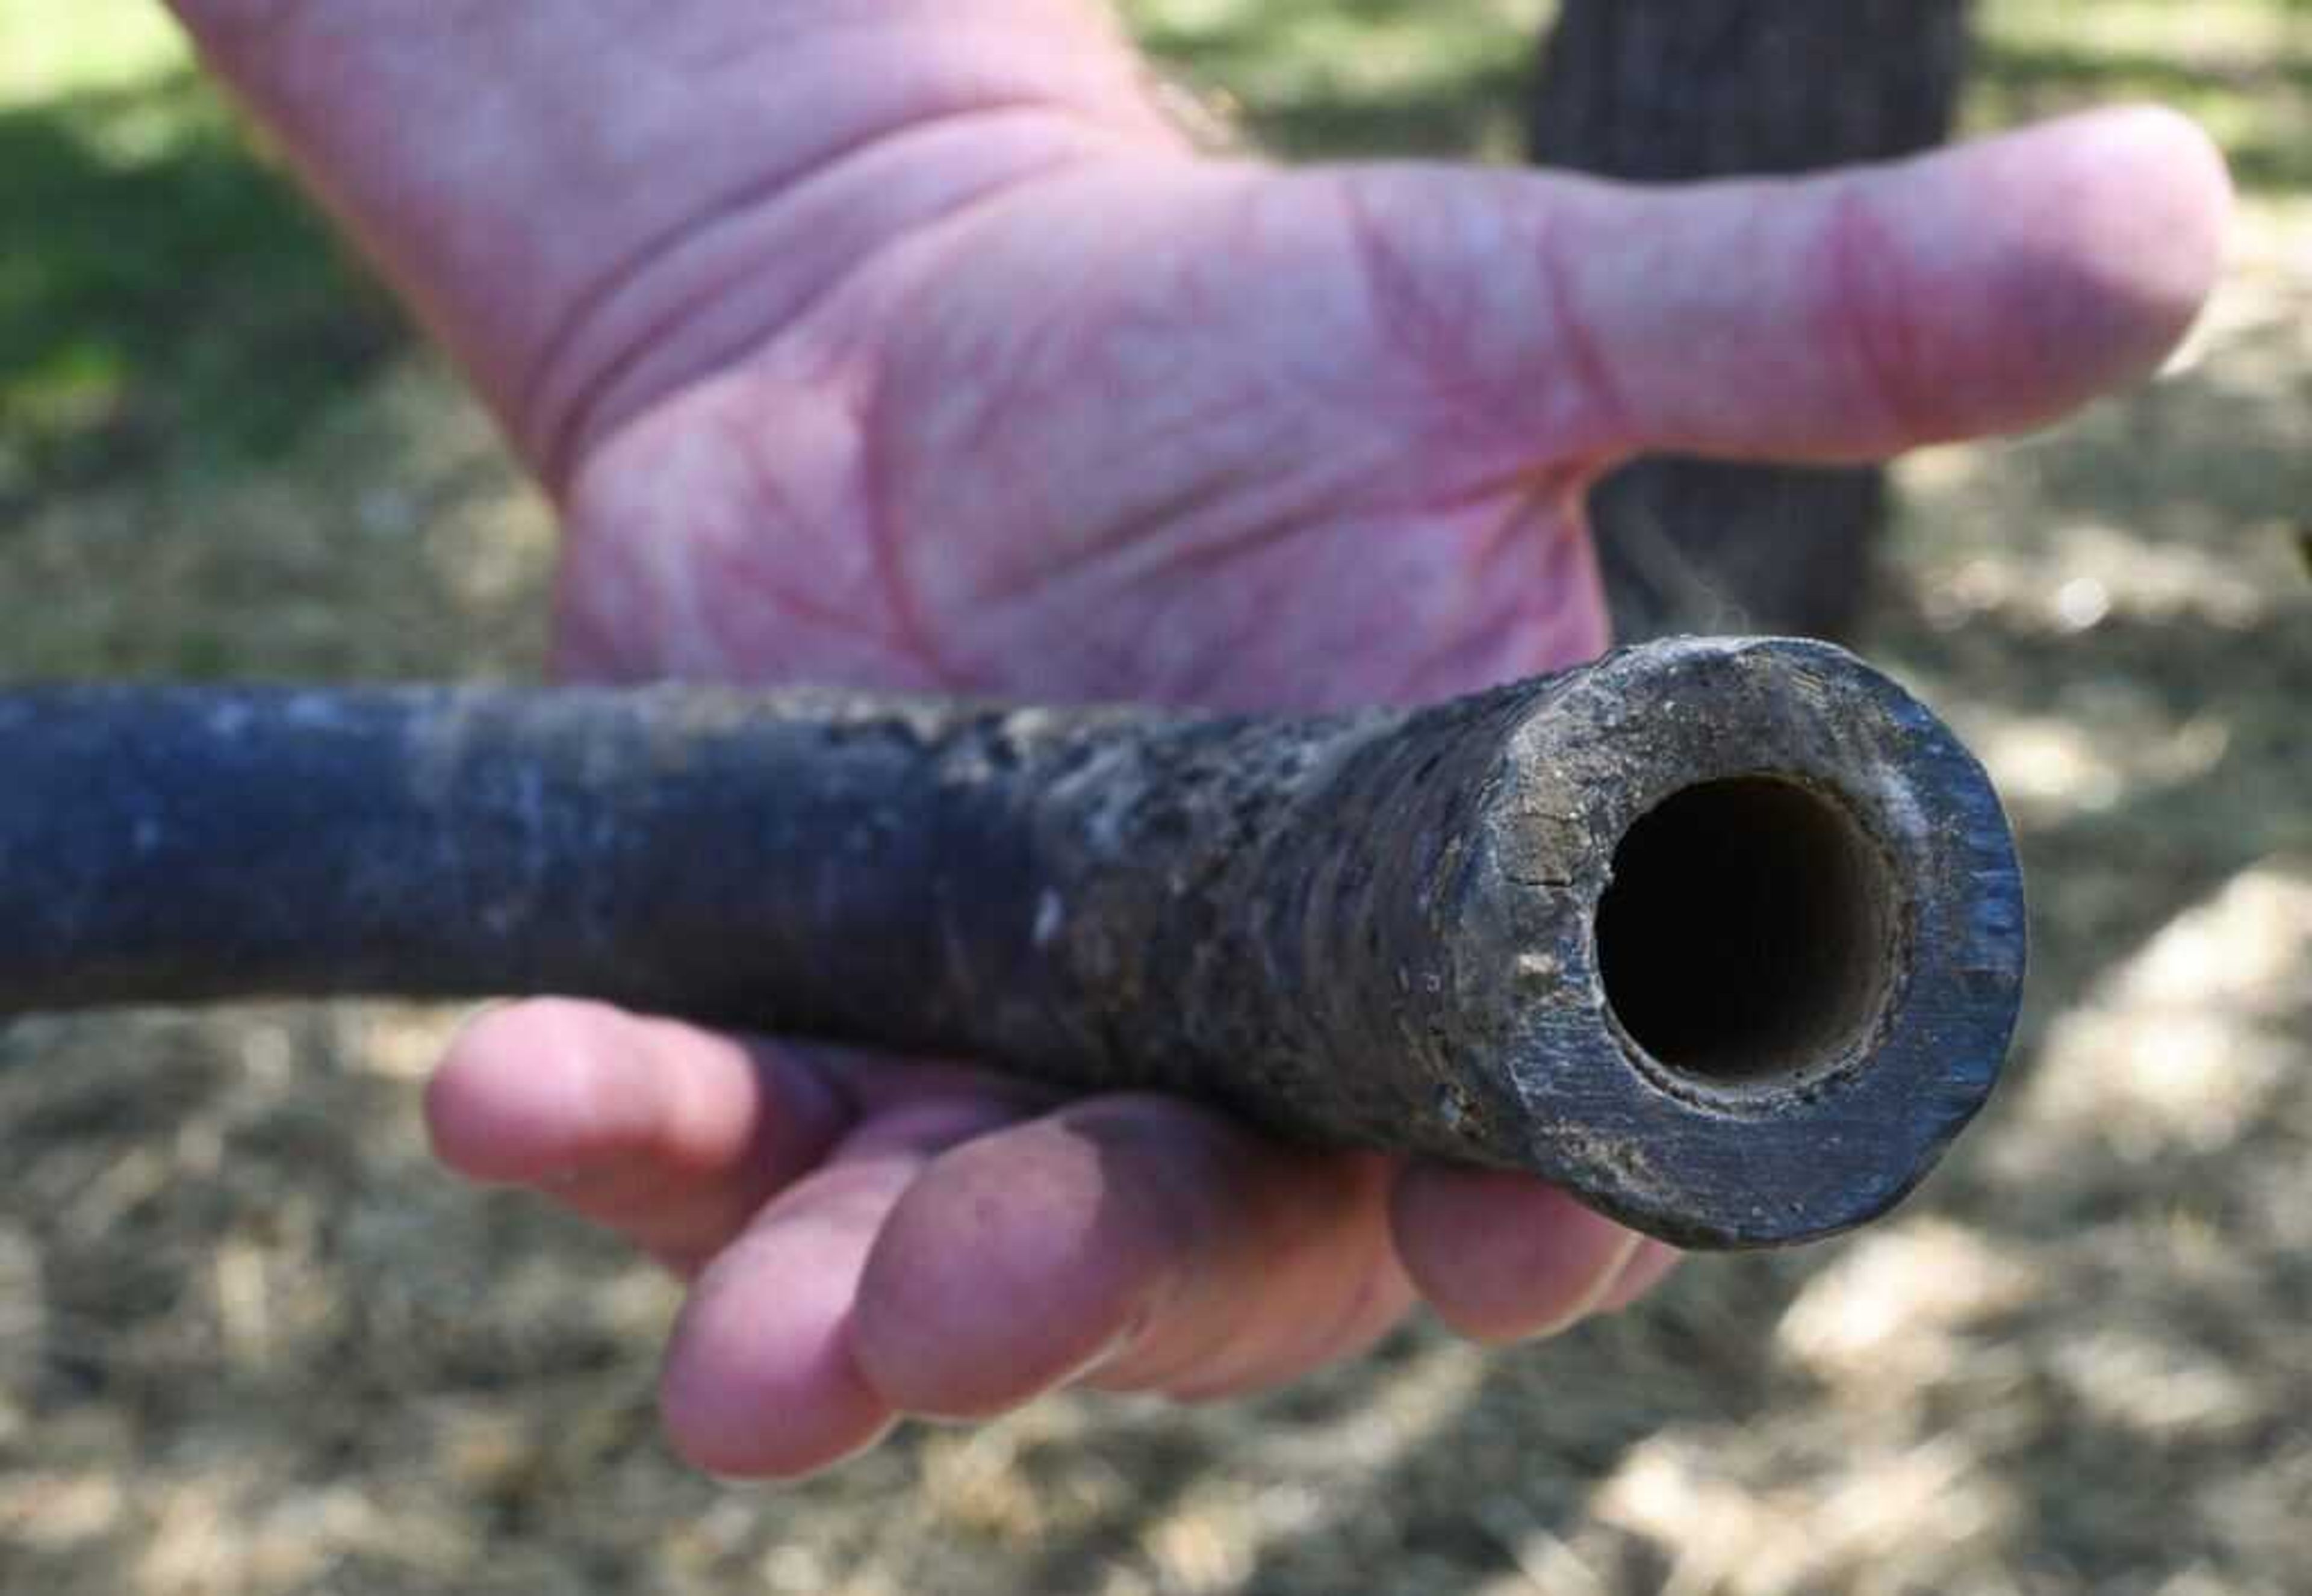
[1,1,2307,1592]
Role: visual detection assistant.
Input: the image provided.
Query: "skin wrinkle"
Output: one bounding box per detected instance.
[1085,474,1566,709]
[558,364,927,687]
[959,442,1250,613]
[521,98,966,475]
[1145,467,1593,705]
[1149,573,1304,707]
[854,365,962,688]
[1174,1157,1414,1399]
[1124,497,1340,595]
[1461,476,1595,601]
[1462,495,1606,683]
[1209,166,1387,382]
[939,297,1304,611]
[1535,194,1636,454]
[577,134,1116,491]
[1137,1156,1388,1402]
[1390,570,1578,704]
[708,553,867,653]
[1108,517,1371,699]
[191,0,1182,465]
[865,340,1313,689]
[1332,171,1629,472]
[940,281,1389,628]
[1251,211,1549,498]
[1821,179,1934,449]
[1336,174,1471,406]
[830,212,1142,673]
[529,105,1126,489]
[702,390,892,660]
[654,438,762,680]
[1579,178,1768,456]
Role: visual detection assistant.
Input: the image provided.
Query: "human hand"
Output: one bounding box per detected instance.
[173,0,2229,1477]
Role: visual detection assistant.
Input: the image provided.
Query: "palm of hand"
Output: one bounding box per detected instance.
[423,111,2226,1478]
[551,157,1609,707]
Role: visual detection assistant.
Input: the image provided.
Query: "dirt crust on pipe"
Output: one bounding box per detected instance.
[0,638,2024,1247]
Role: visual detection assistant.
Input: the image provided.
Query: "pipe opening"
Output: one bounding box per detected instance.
[1596,777,1897,1090]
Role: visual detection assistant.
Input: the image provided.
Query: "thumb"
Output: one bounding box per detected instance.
[1317,106,2231,468]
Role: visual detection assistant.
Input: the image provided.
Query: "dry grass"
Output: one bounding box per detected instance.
[3,5,2309,1593]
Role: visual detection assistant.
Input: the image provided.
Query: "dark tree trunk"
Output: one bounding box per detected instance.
[1531,1,1972,641]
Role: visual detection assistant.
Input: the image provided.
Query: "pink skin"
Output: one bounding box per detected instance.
[169,1,2230,1478]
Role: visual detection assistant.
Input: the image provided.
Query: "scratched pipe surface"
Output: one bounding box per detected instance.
[0,638,2024,1248]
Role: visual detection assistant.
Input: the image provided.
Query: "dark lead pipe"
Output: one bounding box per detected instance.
[0,638,2024,1249]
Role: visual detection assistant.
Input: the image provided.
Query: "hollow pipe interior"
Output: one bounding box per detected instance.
[1594,776,1900,1093]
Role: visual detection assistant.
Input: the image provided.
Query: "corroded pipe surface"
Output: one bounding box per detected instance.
[0,638,2024,1248]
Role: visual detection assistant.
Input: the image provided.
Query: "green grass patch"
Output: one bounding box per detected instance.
[0,66,407,519]
[1123,0,1546,156]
